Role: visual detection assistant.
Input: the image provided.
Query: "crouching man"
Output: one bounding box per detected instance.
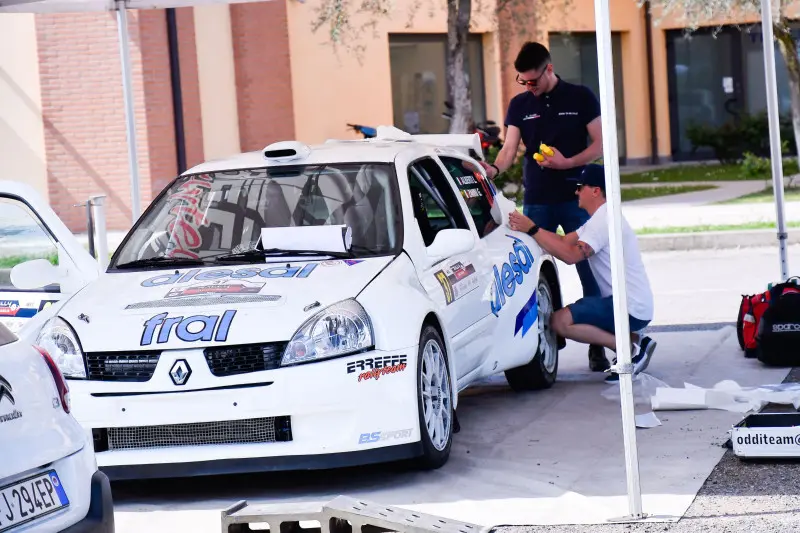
[507,163,657,382]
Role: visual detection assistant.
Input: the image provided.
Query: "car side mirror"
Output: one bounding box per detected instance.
[426,229,474,266]
[10,259,63,290]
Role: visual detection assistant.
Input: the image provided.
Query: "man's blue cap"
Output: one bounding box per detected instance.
[577,163,606,191]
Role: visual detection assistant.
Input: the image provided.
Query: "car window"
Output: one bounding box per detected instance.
[0,197,60,292]
[411,158,470,231]
[110,163,402,267]
[439,156,502,238]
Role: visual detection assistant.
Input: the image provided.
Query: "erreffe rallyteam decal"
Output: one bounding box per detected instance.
[347,355,407,382]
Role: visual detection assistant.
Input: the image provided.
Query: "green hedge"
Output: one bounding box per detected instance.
[686,112,797,164]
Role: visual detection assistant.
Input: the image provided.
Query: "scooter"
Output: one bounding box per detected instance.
[442,101,503,157]
[347,123,377,138]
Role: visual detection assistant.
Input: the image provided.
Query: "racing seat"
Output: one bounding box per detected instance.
[342,166,390,251]
[263,180,293,228]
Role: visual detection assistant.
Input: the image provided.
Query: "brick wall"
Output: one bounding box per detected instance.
[231,0,295,152]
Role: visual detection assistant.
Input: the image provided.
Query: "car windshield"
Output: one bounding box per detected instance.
[110,163,401,268]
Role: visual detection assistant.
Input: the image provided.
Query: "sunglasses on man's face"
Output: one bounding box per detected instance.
[516,67,548,87]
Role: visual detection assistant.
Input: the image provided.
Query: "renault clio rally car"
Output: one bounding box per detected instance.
[8,127,564,479]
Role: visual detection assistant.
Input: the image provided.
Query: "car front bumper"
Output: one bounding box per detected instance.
[61,471,114,533]
[69,347,421,480]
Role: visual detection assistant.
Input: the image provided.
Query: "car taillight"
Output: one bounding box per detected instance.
[34,345,70,414]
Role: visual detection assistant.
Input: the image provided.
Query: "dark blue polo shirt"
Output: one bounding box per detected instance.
[504,77,601,205]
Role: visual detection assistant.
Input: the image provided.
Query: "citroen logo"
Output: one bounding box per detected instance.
[169,360,192,386]
[0,375,14,405]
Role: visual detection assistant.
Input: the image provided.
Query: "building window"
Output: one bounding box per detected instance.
[389,34,487,134]
[548,32,627,160]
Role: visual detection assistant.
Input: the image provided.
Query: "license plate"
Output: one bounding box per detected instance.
[0,470,69,533]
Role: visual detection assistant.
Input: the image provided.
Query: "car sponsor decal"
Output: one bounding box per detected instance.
[38,300,58,312]
[514,289,538,337]
[321,259,364,267]
[347,355,407,382]
[164,175,213,259]
[0,300,37,318]
[358,429,412,444]
[141,264,317,288]
[434,261,479,305]
[140,310,236,346]
[490,235,535,317]
[164,279,265,298]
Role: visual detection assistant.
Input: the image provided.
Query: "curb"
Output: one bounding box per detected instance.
[637,229,799,252]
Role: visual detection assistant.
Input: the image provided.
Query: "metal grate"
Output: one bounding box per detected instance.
[124,294,281,310]
[86,351,160,381]
[204,342,286,377]
[106,416,290,450]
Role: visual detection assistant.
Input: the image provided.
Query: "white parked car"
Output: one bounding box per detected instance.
[0,321,114,532]
[8,127,564,479]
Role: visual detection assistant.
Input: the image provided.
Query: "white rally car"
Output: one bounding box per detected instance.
[9,127,564,479]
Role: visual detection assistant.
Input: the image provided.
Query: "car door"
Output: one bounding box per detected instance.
[404,156,493,384]
[436,155,542,375]
[0,181,100,334]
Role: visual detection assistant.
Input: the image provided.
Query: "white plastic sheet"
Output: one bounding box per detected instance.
[650,380,800,413]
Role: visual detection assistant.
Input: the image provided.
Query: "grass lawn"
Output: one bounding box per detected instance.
[621,184,716,202]
[635,220,800,235]
[719,185,800,204]
[622,160,800,184]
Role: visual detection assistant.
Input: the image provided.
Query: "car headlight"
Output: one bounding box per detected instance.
[281,299,374,366]
[36,317,86,378]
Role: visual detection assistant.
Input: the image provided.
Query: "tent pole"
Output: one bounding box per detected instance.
[593,0,645,521]
[116,0,142,224]
[760,0,789,282]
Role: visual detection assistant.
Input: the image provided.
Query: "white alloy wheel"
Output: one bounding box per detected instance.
[421,338,452,451]
[538,277,558,374]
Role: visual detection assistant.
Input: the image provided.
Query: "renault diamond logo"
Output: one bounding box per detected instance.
[169,360,192,386]
[0,375,13,405]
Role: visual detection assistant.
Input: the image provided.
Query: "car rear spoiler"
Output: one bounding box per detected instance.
[375,126,486,161]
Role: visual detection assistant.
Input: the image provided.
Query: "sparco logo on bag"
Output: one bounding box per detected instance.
[772,323,800,332]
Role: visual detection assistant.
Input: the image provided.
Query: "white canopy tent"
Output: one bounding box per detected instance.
[0,0,791,521]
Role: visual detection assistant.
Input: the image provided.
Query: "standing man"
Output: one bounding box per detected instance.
[507,164,657,383]
[481,41,608,372]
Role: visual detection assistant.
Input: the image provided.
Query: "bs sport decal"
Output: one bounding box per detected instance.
[490,235,536,317]
[347,355,407,382]
[141,264,317,288]
[141,310,236,346]
[165,279,265,298]
[358,429,412,444]
[434,262,479,305]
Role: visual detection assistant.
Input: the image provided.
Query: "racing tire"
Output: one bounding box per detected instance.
[414,325,453,470]
[504,271,559,391]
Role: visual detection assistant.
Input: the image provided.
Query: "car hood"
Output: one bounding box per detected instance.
[57,257,394,352]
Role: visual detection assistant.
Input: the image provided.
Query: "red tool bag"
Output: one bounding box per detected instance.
[737,290,771,358]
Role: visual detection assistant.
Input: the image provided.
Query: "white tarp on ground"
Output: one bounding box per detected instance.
[109,326,790,531]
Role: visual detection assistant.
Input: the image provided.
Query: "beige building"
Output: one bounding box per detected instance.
[2,0,798,232]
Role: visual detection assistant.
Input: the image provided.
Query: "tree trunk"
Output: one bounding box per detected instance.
[775,23,800,167]
[446,0,472,134]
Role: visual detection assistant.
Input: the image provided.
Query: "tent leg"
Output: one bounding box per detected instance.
[116,1,142,225]
[594,0,646,522]
[761,0,789,282]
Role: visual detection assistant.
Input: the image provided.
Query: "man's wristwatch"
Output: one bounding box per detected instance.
[526,225,540,236]
[490,163,500,176]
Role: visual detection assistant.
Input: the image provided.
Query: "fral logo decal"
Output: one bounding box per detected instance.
[141,265,317,288]
[490,235,535,317]
[141,310,236,346]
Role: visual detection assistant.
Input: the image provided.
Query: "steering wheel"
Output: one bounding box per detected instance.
[136,230,170,260]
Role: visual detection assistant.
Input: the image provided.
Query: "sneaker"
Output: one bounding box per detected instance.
[604,341,645,383]
[588,344,610,372]
[632,336,657,375]
[604,357,619,383]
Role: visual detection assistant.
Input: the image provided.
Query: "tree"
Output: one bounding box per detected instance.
[646,0,800,164]
[303,0,572,134]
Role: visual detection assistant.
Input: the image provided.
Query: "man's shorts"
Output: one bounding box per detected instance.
[567,296,650,334]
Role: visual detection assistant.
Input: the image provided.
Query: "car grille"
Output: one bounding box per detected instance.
[85,351,161,382]
[204,342,287,377]
[93,416,292,451]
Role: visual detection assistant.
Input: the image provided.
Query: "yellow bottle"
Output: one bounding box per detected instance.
[539,143,554,157]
